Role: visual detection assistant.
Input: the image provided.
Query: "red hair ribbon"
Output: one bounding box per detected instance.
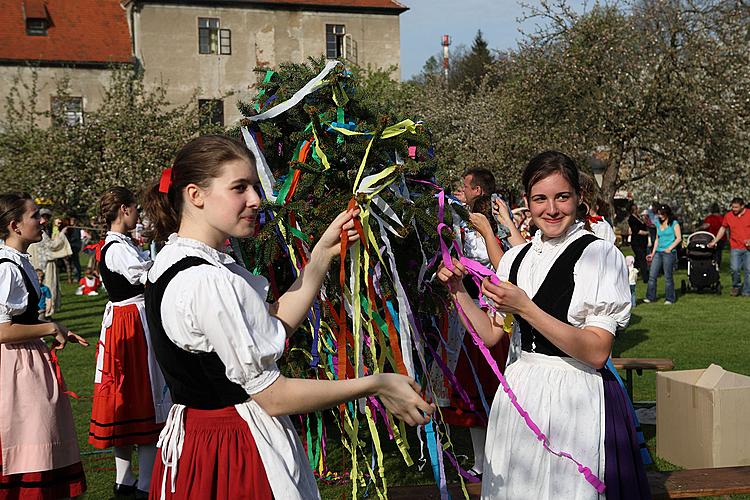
[158,167,173,193]
[587,215,604,224]
[83,239,106,263]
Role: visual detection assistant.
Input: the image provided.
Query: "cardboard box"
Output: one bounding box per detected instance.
[656,364,750,469]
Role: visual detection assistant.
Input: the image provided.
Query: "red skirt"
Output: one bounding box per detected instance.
[89,303,162,448]
[441,333,510,427]
[0,460,86,500]
[150,406,273,500]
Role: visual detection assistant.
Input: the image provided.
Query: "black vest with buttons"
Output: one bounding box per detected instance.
[0,258,42,325]
[99,240,146,301]
[144,257,249,410]
[508,234,598,357]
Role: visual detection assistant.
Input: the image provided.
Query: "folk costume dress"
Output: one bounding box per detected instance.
[145,235,318,500]
[481,222,650,500]
[89,231,170,449]
[0,245,86,499]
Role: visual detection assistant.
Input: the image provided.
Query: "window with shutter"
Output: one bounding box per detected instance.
[325,24,346,59]
[198,18,220,54]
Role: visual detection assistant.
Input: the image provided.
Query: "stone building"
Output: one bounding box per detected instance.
[0,0,407,128]
[127,0,406,124]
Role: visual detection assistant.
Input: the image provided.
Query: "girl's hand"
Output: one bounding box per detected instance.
[492,199,512,224]
[314,208,361,259]
[374,373,435,426]
[66,332,89,347]
[469,213,493,237]
[436,257,467,294]
[481,278,532,315]
[50,323,89,350]
[646,253,654,263]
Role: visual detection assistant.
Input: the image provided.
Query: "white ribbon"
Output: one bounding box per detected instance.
[157,404,186,500]
[240,60,342,204]
[248,60,341,122]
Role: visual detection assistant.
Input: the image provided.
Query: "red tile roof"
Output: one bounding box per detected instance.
[0,0,133,64]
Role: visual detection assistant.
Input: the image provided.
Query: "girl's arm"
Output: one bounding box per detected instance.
[469,213,504,270]
[481,279,613,368]
[665,223,682,253]
[493,200,527,247]
[271,209,359,335]
[436,258,507,347]
[252,373,434,425]
[0,321,88,349]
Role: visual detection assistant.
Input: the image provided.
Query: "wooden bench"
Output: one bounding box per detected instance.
[611,357,674,401]
[649,466,750,499]
[389,467,750,498]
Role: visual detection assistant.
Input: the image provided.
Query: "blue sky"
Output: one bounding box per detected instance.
[399,0,588,80]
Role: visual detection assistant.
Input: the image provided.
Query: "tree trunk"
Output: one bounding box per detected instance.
[600,145,622,219]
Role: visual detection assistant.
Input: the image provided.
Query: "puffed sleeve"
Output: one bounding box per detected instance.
[179,268,287,396]
[104,243,152,285]
[568,240,631,334]
[0,264,26,323]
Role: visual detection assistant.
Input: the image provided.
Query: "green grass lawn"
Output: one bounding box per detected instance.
[51,257,750,499]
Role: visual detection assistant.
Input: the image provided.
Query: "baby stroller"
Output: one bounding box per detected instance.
[681,231,721,294]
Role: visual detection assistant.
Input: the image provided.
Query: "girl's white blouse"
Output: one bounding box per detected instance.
[496,222,631,335]
[103,231,152,284]
[0,246,40,323]
[147,234,287,397]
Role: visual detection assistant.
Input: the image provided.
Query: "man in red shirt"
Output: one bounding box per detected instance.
[709,197,750,296]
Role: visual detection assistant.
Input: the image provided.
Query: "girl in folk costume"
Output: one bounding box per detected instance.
[89,187,171,498]
[0,193,88,499]
[141,135,434,500]
[438,151,650,500]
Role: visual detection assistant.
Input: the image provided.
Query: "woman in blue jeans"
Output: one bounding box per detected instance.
[646,204,682,304]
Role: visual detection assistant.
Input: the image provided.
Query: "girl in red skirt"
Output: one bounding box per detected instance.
[0,192,88,499]
[89,187,171,498]
[141,135,434,500]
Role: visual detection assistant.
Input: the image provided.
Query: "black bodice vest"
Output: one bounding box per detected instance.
[99,240,146,302]
[144,257,249,410]
[508,234,598,357]
[0,258,42,325]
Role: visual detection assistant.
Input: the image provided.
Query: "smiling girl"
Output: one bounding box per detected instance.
[0,192,88,499]
[438,151,649,499]
[141,135,433,499]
